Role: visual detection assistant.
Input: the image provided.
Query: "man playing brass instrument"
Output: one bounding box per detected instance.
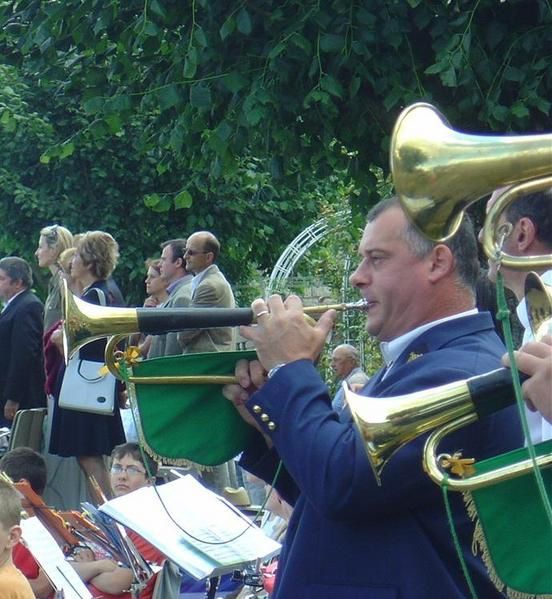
[224,197,521,598]
[480,186,552,443]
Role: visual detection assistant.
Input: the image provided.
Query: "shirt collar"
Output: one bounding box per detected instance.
[191,265,214,294]
[379,309,478,366]
[3,288,26,307]
[167,274,190,295]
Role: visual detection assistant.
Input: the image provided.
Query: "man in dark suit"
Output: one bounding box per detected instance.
[0,257,45,426]
[224,197,522,598]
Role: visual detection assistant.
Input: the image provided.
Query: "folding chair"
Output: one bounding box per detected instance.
[8,408,47,452]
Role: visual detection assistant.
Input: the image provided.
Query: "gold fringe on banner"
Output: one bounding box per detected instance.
[463,492,550,599]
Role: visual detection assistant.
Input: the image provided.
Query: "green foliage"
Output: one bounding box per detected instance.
[0,0,550,306]
[1,0,549,190]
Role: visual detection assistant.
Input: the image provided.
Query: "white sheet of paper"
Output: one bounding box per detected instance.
[20,517,92,599]
[100,475,281,579]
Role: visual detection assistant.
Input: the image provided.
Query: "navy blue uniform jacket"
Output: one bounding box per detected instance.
[240,313,522,599]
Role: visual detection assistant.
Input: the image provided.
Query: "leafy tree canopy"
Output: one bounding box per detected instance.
[0,0,550,303]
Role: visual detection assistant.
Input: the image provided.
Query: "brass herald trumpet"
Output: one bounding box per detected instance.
[390,102,552,270]
[421,272,552,490]
[348,271,551,488]
[345,367,519,486]
[61,278,368,362]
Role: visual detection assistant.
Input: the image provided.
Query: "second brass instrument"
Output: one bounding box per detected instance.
[390,102,552,265]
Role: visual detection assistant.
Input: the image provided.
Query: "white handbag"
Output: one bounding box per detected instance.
[58,357,116,415]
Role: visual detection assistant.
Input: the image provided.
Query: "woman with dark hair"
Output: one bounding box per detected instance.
[49,231,126,498]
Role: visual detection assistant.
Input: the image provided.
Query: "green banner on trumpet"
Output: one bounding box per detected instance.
[127,350,257,467]
[465,439,552,598]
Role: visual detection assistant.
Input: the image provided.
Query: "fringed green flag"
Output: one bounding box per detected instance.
[127,350,257,467]
[464,440,552,599]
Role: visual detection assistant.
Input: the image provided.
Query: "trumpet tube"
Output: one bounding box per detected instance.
[391,102,552,243]
[62,278,367,360]
[423,414,552,491]
[480,178,552,270]
[346,367,521,485]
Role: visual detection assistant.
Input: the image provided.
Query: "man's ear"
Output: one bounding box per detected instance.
[514,217,537,252]
[7,524,22,548]
[427,244,454,283]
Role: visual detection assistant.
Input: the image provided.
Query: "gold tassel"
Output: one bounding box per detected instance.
[463,491,478,522]
[507,590,537,599]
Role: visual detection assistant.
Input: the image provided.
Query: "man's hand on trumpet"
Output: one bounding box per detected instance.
[502,334,552,424]
[243,294,336,372]
[222,294,336,416]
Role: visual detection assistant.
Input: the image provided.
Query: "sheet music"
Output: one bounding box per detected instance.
[99,475,281,580]
[20,517,92,599]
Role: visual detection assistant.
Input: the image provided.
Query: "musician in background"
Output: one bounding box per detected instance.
[2,444,179,598]
[147,239,192,359]
[0,447,124,598]
[224,197,522,598]
[0,448,52,598]
[480,186,552,442]
[503,335,552,424]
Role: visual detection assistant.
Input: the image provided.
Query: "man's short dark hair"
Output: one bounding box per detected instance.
[504,187,552,249]
[0,447,47,496]
[110,442,158,477]
[161,239,187,264]
[367,196,479,292]
[0,257,32,288]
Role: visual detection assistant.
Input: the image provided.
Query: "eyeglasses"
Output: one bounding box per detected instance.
[110,464,146,476]
[184,248,210,256]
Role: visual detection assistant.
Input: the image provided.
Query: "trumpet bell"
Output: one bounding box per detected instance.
[346,380,473,485]
[345,368,516,485]
[62,278,139,362]
[525,271,552,340]
[391,103,552,243]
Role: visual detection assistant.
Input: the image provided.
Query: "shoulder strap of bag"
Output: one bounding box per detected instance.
[85,286,107,306]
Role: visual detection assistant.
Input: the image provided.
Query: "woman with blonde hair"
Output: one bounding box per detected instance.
[49,231,126,498]
[35,224,73,330]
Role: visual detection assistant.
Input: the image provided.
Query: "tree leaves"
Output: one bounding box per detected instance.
[0,0,551,305]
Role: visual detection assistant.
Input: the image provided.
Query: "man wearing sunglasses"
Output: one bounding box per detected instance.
[177,231,236,354]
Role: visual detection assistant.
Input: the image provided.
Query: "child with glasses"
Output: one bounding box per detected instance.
[109,443,157,498]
